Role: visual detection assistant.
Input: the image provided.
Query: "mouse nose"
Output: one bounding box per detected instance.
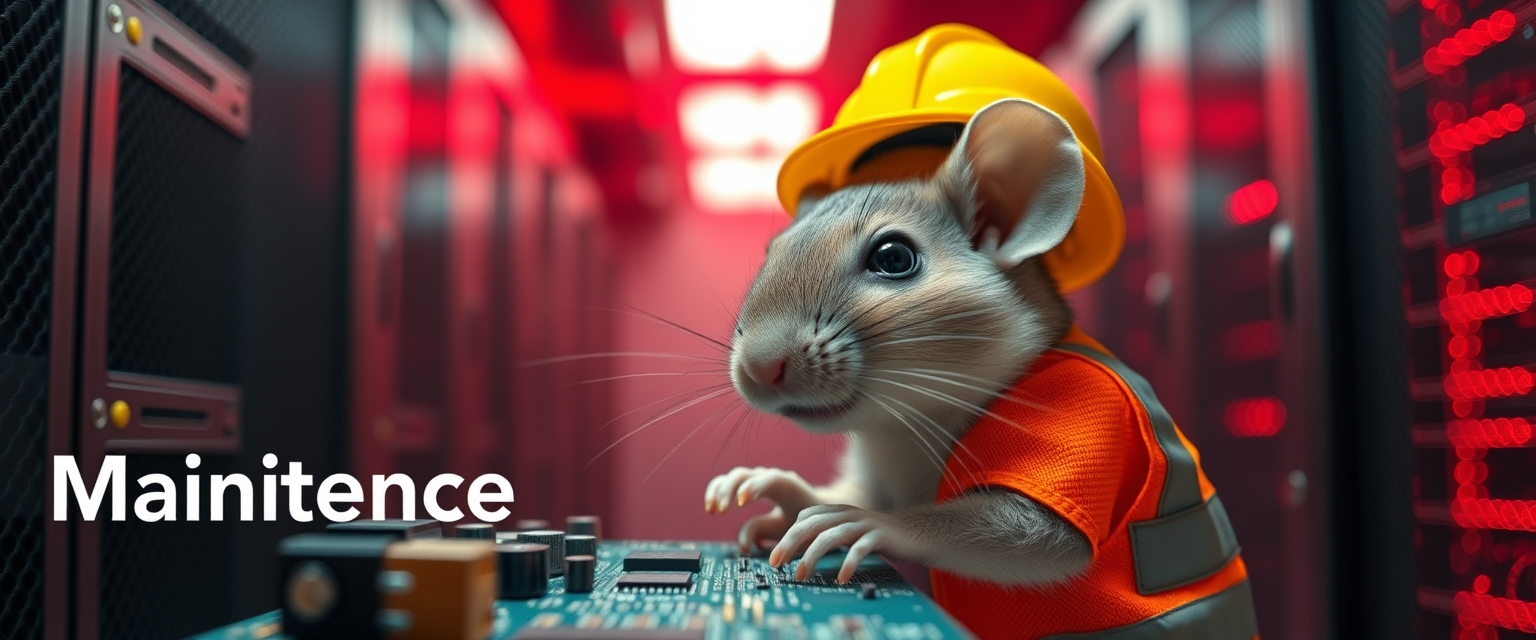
[743,356,788,388]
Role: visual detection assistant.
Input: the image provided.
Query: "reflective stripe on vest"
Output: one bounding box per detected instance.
[1054,344,1241,594]
[1039,580,1259,640]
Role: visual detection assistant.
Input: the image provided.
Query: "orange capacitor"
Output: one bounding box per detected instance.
[379,539,497,640]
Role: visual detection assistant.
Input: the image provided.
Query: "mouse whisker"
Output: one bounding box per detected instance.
[864,376,1031,434]
[568,370,730,387]
[869,368,1051,413]
[867,334,1009,348]
[862,389,983,492]
[587,386,737,466]
[710,400,755,473]
[596,382,734,433]
[606,306,734,354]
[864,388,988,476]
[858,307,994,345]
[522,351,726,367]
[857,393,957,487]
[641,396,744,486]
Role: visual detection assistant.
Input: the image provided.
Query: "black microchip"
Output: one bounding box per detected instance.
[622,550,702,572]
[324,519,441,540]
[616,571,694,590]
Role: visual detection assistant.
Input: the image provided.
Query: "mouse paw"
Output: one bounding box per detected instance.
[703,466,817,516]
[770,505,914,584]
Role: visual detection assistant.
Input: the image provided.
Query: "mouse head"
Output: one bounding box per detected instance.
[730,99,1087,434]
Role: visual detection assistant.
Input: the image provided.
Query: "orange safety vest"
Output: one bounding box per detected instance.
[930,327,1258,639]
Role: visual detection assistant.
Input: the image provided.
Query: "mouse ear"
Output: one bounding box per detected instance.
[934,98,1086,268]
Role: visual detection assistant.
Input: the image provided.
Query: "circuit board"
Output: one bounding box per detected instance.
[189,541,974,639]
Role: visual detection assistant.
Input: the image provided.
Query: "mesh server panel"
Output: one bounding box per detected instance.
[108,64,242,384]
[0,0,64,637]
[1390,1,1536,637]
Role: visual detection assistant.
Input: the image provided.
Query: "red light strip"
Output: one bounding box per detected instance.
[1452,499,1536,532]
[1423,11,1518,74]
[1223,396,1286,437]
[1448,417,1534,448]
[1224,179,1278,225]
[1445,367,1535,400]
[1440,283,1535,322]
[1454,591,1536,632]
[1430,103,1528,159]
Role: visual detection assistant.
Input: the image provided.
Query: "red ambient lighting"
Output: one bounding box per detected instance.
[1445,367,1536,400]
[1223,397,1286,437]
[1430,103,1527,158]
[1221,320,1281,362]
[1444,251,1482,277]
[1454,591,1536,633]
[1448,417,1534,448]
[1452,499,1536,532]
[1225,179,1278,225]
[1423,11,1518,74]
[1440,283,1535,322]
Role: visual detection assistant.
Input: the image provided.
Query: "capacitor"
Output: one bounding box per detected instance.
[565,515,601,540]
[516,530,566,576]
[565,555,595,594]
[496,543,550,600]
[455,523,495,540]
[564,534,596,558]
[515,519,550,532]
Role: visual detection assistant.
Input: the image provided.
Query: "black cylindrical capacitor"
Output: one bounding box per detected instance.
[565,555,595,594]
[496,543,550,600]
[517,530,566,576]
[455,523,496,540]
[565,515,601,540]
[564,534,597,558]
[515,519,550,532]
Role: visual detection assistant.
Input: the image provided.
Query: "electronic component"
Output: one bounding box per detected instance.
[325,519,441,540]
[515,519,550,531]
[456,523,496,540]
[615,571,693,590]
[564,534,596,557]
[622,550,700,572]
[859,583,877,600]
[517,530,566,576]
[565,515,601,540]
[496,543,550,600]
[565,555,595,594]
[195,541,972,639]
[278,533,393,640]
[512,630,703,640]
[379,539,497,640]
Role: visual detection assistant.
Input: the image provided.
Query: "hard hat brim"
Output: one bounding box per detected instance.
[777,110,1124,294]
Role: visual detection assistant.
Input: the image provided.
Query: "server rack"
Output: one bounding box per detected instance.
[1047,0,1332,637]
[1376,0,1536,636]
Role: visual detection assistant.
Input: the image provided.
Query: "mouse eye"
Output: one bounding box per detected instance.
[867,237,919,278]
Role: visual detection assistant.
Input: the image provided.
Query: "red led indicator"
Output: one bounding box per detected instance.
[1454,591,1536,633]
[1444,367,1535,400]
[1452,499,1536,532]
[1223,397,1286,437]
[1225,179,1278,225]
[1422,11,1518,74]
[1447,418,1533,448]
[1440,284,1535,322]
[1430,103,1527,159]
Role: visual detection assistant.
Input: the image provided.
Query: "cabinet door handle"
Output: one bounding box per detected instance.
[1270,221,1295,325]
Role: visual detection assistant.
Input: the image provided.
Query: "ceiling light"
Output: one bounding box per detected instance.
[664,0,834,72]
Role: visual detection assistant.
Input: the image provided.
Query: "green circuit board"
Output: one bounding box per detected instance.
[188,541,974,639]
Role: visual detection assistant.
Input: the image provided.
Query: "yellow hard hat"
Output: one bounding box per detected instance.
[777,24,1123,293]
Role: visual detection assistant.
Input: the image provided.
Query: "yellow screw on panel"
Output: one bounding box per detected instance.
[125,16,142,45]
[109,400,131,429]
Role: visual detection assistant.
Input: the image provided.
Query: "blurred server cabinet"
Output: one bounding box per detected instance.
[0,0,85,638]
[1378,0,1536,636]
[38,0,357,638]
[348,0,613,526]
[1047,0,1331,637]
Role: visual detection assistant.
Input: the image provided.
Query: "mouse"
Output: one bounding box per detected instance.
[704,97,1094,587]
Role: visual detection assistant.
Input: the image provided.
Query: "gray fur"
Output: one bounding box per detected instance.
[718,99,1093,587]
